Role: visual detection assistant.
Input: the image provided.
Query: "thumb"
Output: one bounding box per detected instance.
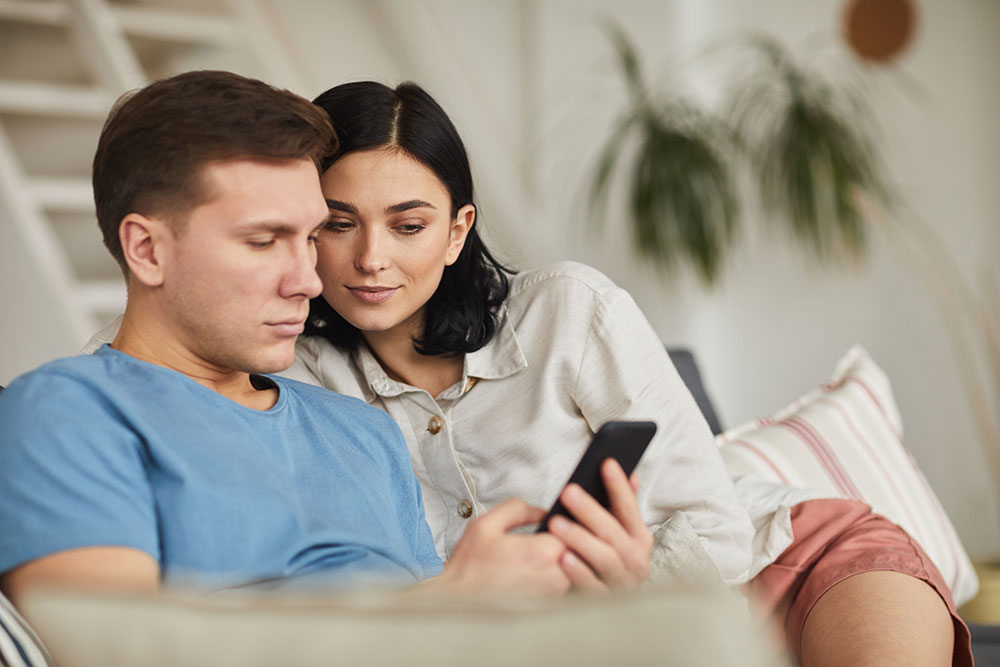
[480,498,547,532]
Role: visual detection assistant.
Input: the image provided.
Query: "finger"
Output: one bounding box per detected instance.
[479,498,547,532]
[560,550,607,593]
[548,515,629,588]
[602,459,646,536]
[629,471,641,494]
[558,482,626,546]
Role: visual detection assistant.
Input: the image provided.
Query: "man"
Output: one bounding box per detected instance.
[0,71,649,606]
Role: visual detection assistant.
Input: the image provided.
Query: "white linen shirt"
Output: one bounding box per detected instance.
[287,262,755,585]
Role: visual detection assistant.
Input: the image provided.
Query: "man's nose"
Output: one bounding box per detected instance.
[282,241,323,299]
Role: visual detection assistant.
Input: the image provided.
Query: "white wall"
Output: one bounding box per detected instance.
[1,0,997,557]
[272,0,1000,557]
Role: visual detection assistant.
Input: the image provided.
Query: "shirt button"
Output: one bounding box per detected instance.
[428,415,443,434]
[458,499,473,518]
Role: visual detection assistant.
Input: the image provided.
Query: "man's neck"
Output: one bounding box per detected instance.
[111,309,278,411]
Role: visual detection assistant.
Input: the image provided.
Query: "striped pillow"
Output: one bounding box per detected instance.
[0,591,52,667]
[717,345,979,606]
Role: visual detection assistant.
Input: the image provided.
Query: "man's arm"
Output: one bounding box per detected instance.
[1,547,159,608]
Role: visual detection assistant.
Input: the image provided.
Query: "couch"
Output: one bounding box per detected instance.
[3,344,999,665]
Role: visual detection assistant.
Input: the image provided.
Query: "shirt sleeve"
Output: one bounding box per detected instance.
[0,370,160,576]
[571,288,755,586]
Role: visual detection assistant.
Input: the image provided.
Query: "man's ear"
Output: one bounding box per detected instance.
[445,204,476,266]
[119,213,170,287]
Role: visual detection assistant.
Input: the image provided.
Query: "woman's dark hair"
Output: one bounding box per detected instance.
[304,81,514,357]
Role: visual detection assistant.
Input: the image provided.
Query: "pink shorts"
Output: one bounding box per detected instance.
[745,498,973,666]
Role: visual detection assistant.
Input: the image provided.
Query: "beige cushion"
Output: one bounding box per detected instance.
[717,345,978,605]
[21,585,786,667]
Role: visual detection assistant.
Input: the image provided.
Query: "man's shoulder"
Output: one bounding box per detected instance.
[0,352,145,460]
[272,373,359,405]
[2,351,114,400]
[272,375,392,426]
[272,375,405,462]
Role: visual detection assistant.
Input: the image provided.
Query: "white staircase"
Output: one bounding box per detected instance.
[0,0,305,339]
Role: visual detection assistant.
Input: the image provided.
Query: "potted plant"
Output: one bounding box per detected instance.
[589,23,890,284]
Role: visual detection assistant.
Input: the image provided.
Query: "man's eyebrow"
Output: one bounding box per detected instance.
[326,199,358,214]
[386,199,436,214]
[234,222,300,235]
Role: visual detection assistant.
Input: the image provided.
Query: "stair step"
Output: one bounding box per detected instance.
[0,1,239,47]
[29,177,93,212]
[0,81,114,118]
[113,5,238,46]
[0,0,68,27]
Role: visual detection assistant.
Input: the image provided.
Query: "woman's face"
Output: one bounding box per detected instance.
[315,148,473,344]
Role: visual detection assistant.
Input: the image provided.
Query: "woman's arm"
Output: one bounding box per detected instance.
[572,287,754,586]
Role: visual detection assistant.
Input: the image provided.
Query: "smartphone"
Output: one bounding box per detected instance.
[536,420,657,533]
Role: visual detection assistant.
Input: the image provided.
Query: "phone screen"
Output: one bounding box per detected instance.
[536,420,656,533]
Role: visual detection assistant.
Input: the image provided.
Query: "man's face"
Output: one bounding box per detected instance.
[158,158,327,375]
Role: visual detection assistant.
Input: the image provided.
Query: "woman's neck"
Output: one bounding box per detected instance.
[363,328,464,399]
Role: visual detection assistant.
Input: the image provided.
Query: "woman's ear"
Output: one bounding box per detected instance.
[119,213,169,287]
[445,204,476,266]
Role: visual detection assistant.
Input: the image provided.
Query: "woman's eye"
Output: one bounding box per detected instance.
[396,223,426,235]
[322,220,354,233]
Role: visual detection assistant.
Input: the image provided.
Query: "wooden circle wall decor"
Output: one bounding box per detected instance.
[843,0,917,63]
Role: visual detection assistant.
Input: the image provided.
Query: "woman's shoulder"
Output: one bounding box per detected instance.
[285,336,367,399]
[507,261,623,301]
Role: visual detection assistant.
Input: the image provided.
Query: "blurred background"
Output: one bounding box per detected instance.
[0,0,997,560]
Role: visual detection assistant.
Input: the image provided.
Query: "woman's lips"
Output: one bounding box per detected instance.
[348,286,399,305]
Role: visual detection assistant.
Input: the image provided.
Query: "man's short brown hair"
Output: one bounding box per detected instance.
[92,70,336,274]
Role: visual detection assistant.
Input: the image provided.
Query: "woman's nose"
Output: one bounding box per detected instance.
[355,230,389,273]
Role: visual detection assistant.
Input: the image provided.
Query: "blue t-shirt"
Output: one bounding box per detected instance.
[0,345,442,589]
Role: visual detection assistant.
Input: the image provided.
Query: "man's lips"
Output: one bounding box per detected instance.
[266,320,306,336]
[347,286,399,305]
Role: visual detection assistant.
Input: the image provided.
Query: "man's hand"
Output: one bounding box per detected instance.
[427,498,571,596]
[545,458,653,591]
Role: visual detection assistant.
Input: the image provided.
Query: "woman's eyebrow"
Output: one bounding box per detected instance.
[325,199,357,214]
[386,199,436,214]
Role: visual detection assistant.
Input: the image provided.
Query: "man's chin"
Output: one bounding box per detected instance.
[246,344,297,375]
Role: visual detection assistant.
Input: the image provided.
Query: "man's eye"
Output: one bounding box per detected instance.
[248,240,275,249]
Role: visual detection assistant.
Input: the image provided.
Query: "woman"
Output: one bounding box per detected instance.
[289,80,971,666]
[294,81,755,591]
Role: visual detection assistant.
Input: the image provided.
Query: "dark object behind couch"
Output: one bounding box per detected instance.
[666,349,723,435]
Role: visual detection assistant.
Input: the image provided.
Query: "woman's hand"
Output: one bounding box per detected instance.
[545,459,653,591]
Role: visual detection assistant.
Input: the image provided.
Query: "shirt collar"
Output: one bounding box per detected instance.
[352,306,528,400]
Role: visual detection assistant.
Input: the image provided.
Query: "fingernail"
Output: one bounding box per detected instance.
[550,516,568,534]
[564,484,582,501]
[563,551,579,567]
